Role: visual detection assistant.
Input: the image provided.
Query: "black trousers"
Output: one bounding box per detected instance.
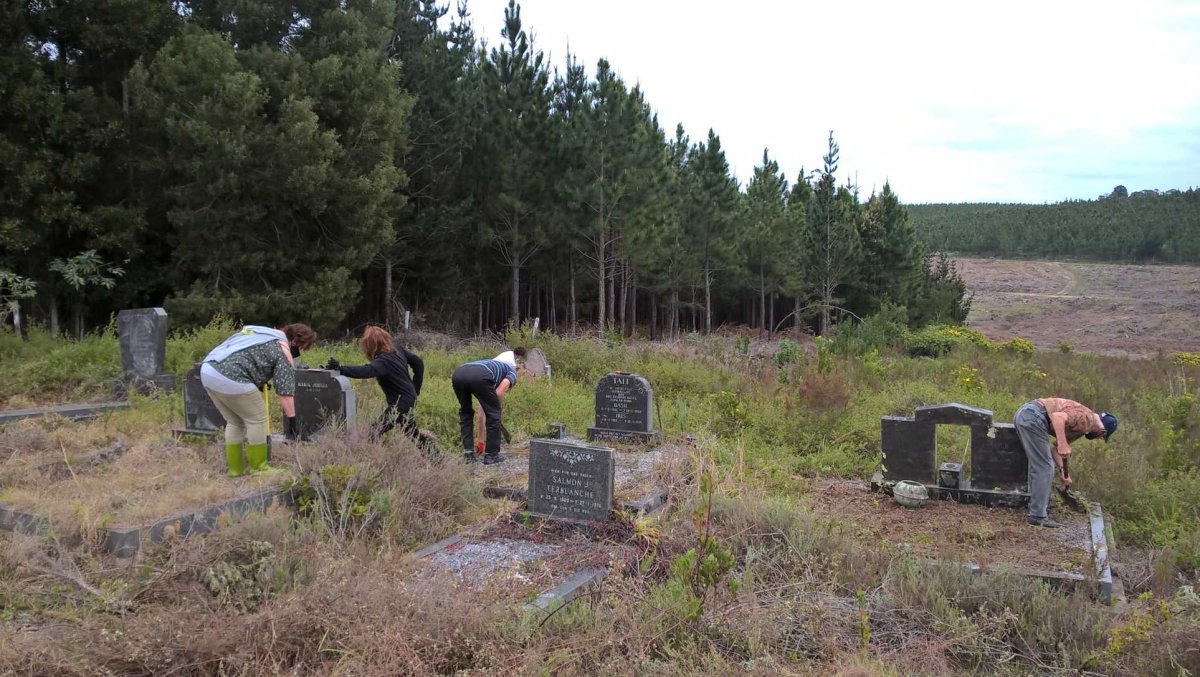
[373,400,433,451]
[451,363,501,454]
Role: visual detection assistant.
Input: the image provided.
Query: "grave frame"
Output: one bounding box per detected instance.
[0,487,293,558]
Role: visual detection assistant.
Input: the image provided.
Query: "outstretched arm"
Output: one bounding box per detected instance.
[406,350,424,396]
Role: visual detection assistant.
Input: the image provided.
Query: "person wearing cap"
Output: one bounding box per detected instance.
[1014,397,1119,528]
[452,347,525,465]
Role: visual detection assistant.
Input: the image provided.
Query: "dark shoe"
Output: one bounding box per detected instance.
[481,453,506,466]
[1028,516,1064,528]
[462,451,476,464]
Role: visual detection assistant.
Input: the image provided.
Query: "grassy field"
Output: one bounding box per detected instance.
[0,321,1197,674]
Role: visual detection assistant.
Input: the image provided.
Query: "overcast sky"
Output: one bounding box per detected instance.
[462,0,1200,204]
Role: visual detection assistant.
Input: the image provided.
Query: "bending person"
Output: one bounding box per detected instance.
[452,351,520,465]
[326,326,432,449]
[201,323,316,476]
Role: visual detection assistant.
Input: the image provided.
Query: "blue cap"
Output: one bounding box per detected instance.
[1099,412,1118,442]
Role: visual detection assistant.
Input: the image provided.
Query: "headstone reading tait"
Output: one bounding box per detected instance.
[527,438,616,522]
[117,307,174,392]
[587,372,660,444]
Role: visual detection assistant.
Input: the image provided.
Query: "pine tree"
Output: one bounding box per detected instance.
[680,130,740,333]
[743,149,788,336]
[859,182,924,315]
[804,132,861,335]
[475,0,552,328]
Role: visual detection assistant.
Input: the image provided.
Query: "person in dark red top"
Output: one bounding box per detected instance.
[1014,397,1118,528]
[325,326,432,450]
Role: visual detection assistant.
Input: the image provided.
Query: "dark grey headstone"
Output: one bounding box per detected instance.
[181,364,226,434]
[117,308,169,385]
[880,416,937,484]
[294,369,356,441]
[528,439,615,522]
[969,422,1028,490]
[525,348,551,378]
[586,373,659,444]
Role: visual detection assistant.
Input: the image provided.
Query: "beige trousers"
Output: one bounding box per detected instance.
[207,388,267,446]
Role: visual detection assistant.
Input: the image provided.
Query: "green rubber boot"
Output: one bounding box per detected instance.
[246,443,281,475]
[225,443,246,478]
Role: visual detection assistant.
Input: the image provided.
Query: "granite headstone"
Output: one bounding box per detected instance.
[586,372,660,444]
[525,348,551,378]
[175,364,226,438]
[293,369,357,441]
[117,308,173,392]
[528,438,615,522]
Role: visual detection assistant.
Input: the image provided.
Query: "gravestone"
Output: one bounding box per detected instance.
[293,369,357,442]
[117,308,174,392]
[525,348,551,378]
[174,364,225,438]
[528,438,615,522]
[876,403,1030,506]
[586,373,660,445]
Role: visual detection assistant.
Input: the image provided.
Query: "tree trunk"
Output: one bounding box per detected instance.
[629,273,637,337]
[769,291,776,338]
[511,259,521,330]
[794,296,802,329]
[74,304,83,340]
[606,251,615,332]
[618,260,627,336]
[477,296,483,337]
[760,264,766,338]
[384,256,395,328]
[49,296,59,336]
[650,291,657,340]
[704,265,713,334]
[550,275,556,333]
[596,241,606,336]
[569,258,577,334]
[670,289,680,339]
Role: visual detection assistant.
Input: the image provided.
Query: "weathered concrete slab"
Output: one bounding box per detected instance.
[0,503,49,536]
[0,401,130,426]
[415,534,464,559]
[527,566,608,612]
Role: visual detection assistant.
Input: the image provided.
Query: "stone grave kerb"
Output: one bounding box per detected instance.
[527,438,616,522]
[586,372,661,445]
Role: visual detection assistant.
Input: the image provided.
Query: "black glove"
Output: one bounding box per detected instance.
[324,358,340,371]
[284,415,300,441]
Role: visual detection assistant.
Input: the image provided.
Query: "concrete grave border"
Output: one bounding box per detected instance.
[926,502,1116,604]
[0,487,293,558]
[0,401,130,426]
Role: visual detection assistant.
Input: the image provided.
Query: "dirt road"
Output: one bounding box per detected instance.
[956,258,1200,357]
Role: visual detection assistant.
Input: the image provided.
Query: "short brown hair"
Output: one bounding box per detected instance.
[281,323,317,350]
[360,326,396,361]
[514,346,527,358]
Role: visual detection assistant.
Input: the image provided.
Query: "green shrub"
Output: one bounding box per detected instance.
[1000,337,1035,355]
[774,338,804,368]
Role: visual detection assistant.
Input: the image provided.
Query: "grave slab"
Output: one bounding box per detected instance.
[0,401,130,426]
[586,373,661,445]
[528,439,615,522]
[528,566,607,612]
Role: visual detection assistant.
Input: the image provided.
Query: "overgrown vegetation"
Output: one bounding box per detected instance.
[0,320,1197,674]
